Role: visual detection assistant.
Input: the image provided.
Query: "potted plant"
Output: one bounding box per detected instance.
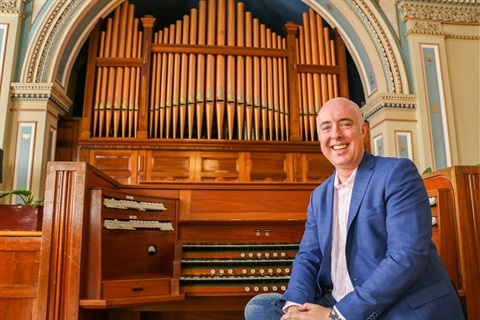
[0,188,44,231]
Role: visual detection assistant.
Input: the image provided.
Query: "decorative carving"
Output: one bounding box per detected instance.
[0,0,25,14]
[0,0,16,10]
[362,93,417,120]
[405,20,480,39]
[446,34,480,40]
[399,1,480,23]
[415,21,441,33]
[10,82,72,113]
[407,21,445,35]
[26,0,81,83]
[346,0,404,94]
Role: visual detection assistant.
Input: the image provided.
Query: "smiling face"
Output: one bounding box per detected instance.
[316,97,367,180]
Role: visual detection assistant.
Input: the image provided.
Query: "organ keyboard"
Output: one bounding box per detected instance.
[103,218,174,230]
[179,243,298,295]
[103,197,167,211]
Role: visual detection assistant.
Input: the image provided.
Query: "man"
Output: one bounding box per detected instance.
[244,97,465,319]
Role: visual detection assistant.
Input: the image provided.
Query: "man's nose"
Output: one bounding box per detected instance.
[331,125,343,139]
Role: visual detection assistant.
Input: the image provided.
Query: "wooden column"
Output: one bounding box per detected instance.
[35,162,88,320]
[137,16,156,139]
[334,28,349,98]
[284,22,301,142]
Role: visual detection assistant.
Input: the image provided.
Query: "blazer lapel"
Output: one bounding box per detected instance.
[319,176,335,282]
[348,152,375,229]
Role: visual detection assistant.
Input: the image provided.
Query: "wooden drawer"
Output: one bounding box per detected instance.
[102,278,172,298]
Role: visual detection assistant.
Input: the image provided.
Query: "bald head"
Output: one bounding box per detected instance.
[317,97,364,136]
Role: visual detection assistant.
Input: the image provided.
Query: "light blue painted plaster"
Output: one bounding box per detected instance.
[422,46,448,169]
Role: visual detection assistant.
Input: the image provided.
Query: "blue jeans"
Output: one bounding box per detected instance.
[244,292,336,320]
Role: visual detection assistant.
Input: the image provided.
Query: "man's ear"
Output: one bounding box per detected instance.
[361,122,368,135]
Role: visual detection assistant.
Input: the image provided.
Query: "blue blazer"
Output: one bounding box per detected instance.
[282,152,464,319]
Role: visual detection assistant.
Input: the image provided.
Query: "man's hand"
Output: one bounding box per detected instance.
[280,303,331,319]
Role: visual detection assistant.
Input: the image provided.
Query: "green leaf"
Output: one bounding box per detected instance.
[0,188,43,208]
[421,167,432,175]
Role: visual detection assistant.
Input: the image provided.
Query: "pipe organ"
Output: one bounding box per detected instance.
[80,0,348,142]
[72,0,350,185]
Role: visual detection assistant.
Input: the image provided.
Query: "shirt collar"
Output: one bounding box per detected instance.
[334,168,358,189]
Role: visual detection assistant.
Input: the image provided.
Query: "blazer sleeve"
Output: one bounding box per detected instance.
[280,180,332,304]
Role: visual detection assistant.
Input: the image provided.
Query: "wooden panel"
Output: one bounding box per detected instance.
[0,299,37,320]
[56,118,80,161]
[147,151,194,182]
[179,187,312,222]
[197,152,245,182]
[0,234,41,320]
[428,188,460,289]
[37,163,89,320]
[453,167,479,318]
[248,152,290,182]
[101,231,176,279]
[178,223,304,243]
[79,142,335,184]
[301,153,335,182]
[128,296,251,320]
[89,149,138,184]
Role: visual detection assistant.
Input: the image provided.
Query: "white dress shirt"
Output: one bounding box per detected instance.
[283,170,356,317]
[331,169,356,302]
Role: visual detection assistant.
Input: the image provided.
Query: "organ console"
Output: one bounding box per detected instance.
[38,161,316,319]
[36,163,479,320]
[36,162,480,320]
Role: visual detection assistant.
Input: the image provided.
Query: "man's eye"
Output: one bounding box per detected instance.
[341,122,352,127]
[321,126,331,132]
